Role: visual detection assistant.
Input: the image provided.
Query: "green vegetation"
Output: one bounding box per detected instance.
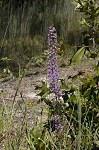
[0,0,99,150]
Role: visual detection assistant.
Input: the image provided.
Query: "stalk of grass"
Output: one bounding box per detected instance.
[14,94,27,150]
[11,57,34,112]
[75,88,81,150]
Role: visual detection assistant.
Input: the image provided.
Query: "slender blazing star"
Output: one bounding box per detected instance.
[48,26,62,100]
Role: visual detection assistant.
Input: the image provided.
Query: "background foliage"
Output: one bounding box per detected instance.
[0,0,99,150]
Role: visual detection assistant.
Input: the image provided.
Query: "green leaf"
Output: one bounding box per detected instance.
[80,19,90,27]
[70,47,85,64]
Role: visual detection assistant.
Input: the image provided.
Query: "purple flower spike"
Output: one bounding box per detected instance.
[48,26,62,99]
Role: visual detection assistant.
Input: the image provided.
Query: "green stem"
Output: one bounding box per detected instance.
[78,89,81,150]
